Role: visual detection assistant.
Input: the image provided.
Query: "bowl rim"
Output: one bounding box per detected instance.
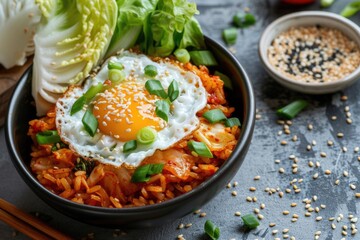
[259,11,360,90]
[5,36,255,214]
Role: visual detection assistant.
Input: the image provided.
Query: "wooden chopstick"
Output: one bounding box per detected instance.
[0,198,72,240]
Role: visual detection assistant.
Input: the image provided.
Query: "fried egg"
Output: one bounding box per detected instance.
[56,51,207,167]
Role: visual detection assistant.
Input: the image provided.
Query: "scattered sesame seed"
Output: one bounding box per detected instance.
[260,203,266,209]
[253,197,257,202]
[343,170,349,177]
[256,114,262,120]
[335,179,340,185]
[316,216,323,221]
[341,95,348,101]
[200,212,206,218]
[308,124,313,130]
[231,191,237,196]
[281,140,288,145]
[351,217,358,223]
[313,173,319,179]
[320,152,327,157]
[337,133,344,138]
[308,161,314,167]
[347,118,353,124]
[235,211,241,216]
[312,140,317,146]
[233,181,238,187]
[331,116,337,120]
[275,159,281,164]
[332,223,336,230]
[246,197,252,202]
[290,203,297,207]
[305,212,311,217]
[327,140,334,146]
[269,223,276,227]
[257,214,264,220]
[185,223,192,228]
[254,175,261,180]
[344,106,350,112]
[306,145,312,151]
[226,183,231,188]
[279,168,285,173]
[249,187,256,192]
[324,170,331,175]
[354,147,360,153]
[272,229,279,235]
[283,210,290,215]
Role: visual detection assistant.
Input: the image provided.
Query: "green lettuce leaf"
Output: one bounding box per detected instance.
[106,0,158,57]
[32,0,117,115]
[142,0,204,56]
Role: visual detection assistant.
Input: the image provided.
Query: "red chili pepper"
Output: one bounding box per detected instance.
[282,0,315,4]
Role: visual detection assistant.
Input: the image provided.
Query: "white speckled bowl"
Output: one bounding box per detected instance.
[259,11,360,94]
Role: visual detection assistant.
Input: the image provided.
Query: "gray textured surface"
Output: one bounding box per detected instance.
[1,0,360,239]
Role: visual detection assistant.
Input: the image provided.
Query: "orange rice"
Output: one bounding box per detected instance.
[28,62,240,208]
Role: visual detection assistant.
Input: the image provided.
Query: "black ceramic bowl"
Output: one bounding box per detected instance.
[5,37,255,227]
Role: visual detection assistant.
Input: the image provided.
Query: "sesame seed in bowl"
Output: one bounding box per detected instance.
[259,11,360,94]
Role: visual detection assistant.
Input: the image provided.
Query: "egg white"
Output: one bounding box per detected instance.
[56,51,207,167]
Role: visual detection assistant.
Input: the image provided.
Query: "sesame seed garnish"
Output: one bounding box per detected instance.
[235,211,241,216]
[246,197,252,202]
[199,212,206,218]
[341,95,348,101]
[249,187,256,192]
[272,229,279,235]
[257,214,264,220]
[231,191,237,196]
[254,175,261,180]
[308,124,313,130]
[316,216,323,221]
[185,223,192,228]
[290,203,297,207]
[178,223,184,229]
[324,170,331,175]
[281,140,288,145]
[337,133,344,138]
[260,203,266,209]
[308,161,314,167]
[269,223,276,227]
[331,116,337,121]
[343,170,349,177]
[327,140,334,146]
[279,168,285,173]
[332,223,336,229]
[320,152,327,157]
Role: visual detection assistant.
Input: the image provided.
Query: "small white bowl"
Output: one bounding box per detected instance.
[259,11,360,94]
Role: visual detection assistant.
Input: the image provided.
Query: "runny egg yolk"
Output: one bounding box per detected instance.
[92,82,165,142]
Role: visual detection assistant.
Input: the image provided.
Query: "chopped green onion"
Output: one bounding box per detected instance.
[225,117,241,127]
[241,214,260,229]
[123,140,137,153]
[202,109,227,123]
[187,141,213,158]
[36,130,61,145]
[168,80,179,102]
[277,100,309,120]
[84,83,104,100]
[144,65,158,77]
[174,48,190,63]
[321,0,335,8]
[214,71,233,90]
[107,61,124,70]
[82,109,98,137]
[131,163,164,182]
[189,50,218,66]
[155,100,170,122]
[108,69,126,84]
[137,127,157,145]
[222,28,238,45]
[71,96,87,116]
[204,220,220,240]
[233,12,256,28]
[340,2,360,17]
[71,83,104,116]
[145,80,168,99]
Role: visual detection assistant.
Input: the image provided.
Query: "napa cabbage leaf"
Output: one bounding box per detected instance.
[32,0,117,115]
[0,0,41,69]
